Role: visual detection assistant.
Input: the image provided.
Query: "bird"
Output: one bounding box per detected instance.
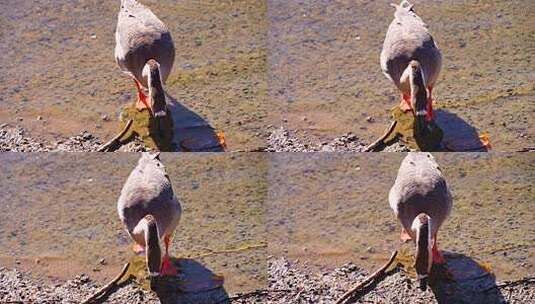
[388,152,452,290]
[117,152,182,277]
[115,0,175,117]
[380,0,442,125]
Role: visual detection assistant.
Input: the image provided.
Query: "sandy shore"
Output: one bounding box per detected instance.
[3,256,534,304]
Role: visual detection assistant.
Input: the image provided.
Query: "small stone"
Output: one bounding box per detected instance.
[98,258,107,265]
[366,116,374,123]
[37,116,43,121]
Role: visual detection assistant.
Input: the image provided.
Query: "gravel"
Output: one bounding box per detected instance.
[0,267,157,304]
[265,126,409,152]
[258,257,534,303]
[1,259,534,303]
[0,124,147,152]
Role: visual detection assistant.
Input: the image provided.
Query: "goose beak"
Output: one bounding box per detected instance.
[143,60,168,118]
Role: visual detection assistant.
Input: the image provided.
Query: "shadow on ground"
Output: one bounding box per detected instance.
[429,251,504,304]
[166,95,225,152]
[120,94,225,152]
[119,256,229,304]
[434,109,488,152]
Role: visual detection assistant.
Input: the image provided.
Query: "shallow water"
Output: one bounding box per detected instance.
[267,153,535,281]
[267,0,535,151]
[0,153,267,294]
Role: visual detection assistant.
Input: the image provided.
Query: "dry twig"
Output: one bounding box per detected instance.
[81,262,130,304]
[364,120,397,152]
[97,119,133,152]
[336,251,398,304]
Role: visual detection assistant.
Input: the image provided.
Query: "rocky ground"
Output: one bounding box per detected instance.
[261,257,534,304]
[0,124,146,152]
[264,126,410,152]
[1,123,412,152]
[0,267,158,304]
[3,257,533,303]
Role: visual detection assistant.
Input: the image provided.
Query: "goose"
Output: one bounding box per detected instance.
[117,152,182,276]
[389,152,452,290]
[115,0,175,117]
[380,0,442,125]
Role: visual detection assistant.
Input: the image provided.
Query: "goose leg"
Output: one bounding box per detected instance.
[400,93,413,112]
[426,86,434,122]
[160,234,178,276]
[432,234,446,264]
[133,79,151,113]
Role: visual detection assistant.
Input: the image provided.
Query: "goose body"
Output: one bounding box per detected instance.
[389,152,452,289]
[118,152,181,276]
[380,1,442,121]
[115,0,175,116]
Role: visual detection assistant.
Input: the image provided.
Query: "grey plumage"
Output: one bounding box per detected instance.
[115,0,175,89]
[389,152,452,239]
[117,152,181,248]
[380,1,442,95]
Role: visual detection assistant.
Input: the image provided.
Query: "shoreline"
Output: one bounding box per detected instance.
[2,256,534,303]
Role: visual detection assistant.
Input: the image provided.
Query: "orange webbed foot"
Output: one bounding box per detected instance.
[425,87,434,122]
[432,244,446,264]
[132,243,145,255]
[400,228,412,243]
[136,93,151,112]
[400,93,413,112]
[133,79,152,113]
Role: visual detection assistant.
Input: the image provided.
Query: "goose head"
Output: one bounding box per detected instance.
[142,60,168,118]
[137,152,169,180]
[401,60,429,134]
[412,213,433,291]
[133,214,162,277]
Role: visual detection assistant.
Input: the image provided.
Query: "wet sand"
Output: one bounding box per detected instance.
[0,153,267,294]
[267,153,535,281]
[267,0,535,151]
